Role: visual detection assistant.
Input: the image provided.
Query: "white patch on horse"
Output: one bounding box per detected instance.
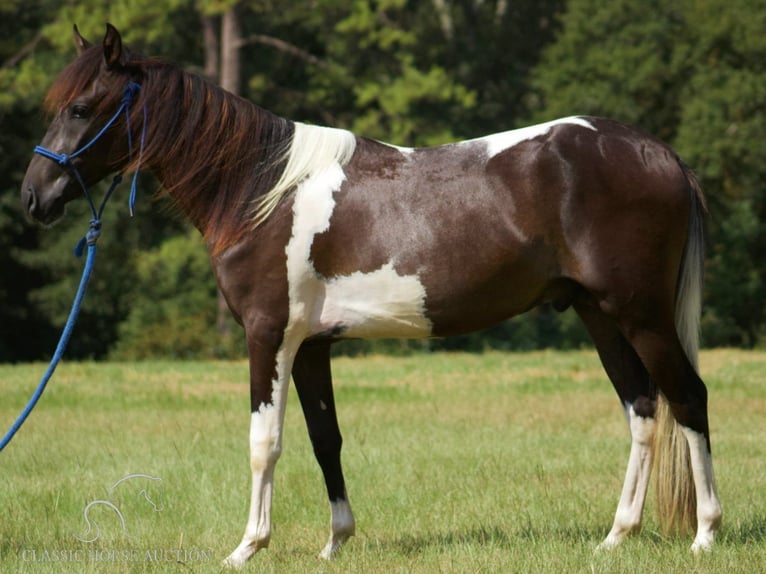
[378,141,415,156]
[466,116,596,158]
[285,146,431,340]
[252,123,356,227]
[316,263,430,338]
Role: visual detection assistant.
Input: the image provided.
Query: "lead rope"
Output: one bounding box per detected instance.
[0,233,98,452]
[0,82,146,452]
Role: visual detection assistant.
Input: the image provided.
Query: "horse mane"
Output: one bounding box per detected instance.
[46,45,357,255]
[134,55,295,254]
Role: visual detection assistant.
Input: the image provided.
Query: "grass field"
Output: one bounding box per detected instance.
[1,350,764,573]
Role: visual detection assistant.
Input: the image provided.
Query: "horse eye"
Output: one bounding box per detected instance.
[70,105,89,120]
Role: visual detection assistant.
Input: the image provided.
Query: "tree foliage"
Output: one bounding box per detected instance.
[0,0,763,361]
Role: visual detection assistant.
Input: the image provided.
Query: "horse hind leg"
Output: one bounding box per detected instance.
[622,320,722,552]
[292,341,355,559]
[575,302,657,549]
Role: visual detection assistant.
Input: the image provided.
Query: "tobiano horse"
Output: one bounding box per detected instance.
[21,24,722,566]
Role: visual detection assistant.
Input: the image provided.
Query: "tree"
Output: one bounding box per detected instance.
[110,230,240,359]
[674,0,766,346]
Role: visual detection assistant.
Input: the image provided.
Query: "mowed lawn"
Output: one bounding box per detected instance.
[1,350,764,573]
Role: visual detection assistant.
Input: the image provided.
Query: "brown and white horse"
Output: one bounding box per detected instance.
[21,25,721,566]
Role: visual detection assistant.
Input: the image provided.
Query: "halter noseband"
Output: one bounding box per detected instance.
[33,80,147,252]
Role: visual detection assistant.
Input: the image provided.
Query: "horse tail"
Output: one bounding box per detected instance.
[653,161,707,533]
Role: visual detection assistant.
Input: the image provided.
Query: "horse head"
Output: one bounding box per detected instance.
[22,24,139,224]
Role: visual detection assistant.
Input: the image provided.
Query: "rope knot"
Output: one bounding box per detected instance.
[86,219,102,245]
[122,81,141,106]
[74,219,102,257]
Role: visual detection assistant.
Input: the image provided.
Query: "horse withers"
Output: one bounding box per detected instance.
[21,24,722,566]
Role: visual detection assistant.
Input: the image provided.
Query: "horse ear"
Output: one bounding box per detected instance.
[73,24,91,55]
[102,23,127,70]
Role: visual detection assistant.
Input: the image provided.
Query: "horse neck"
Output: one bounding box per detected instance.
[141,65,293,253]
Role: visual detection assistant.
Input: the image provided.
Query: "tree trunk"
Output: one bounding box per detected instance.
[220,6,242,95]
[201,13,219,82]
[216,5,243,341]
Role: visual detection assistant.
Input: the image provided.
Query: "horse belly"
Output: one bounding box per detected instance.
[312,263,432,339]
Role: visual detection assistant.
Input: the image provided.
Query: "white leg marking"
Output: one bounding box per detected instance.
[224,343,300,569]
[682,427,722,553]
[319,498,356,560]
[598,404,655,550]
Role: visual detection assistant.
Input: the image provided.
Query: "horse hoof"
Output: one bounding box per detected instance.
[691,538,714,554]
[222,548,253,569]
[595,533,623,552]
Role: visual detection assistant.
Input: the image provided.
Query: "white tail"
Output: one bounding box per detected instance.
[652,164,706,533]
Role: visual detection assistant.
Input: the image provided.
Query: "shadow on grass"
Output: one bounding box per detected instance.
[394,523,606,555]
[720,514,766,545]
[396,525,510,555]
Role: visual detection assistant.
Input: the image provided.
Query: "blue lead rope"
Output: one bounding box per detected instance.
[0,81,145,452]
[0,238,98,452]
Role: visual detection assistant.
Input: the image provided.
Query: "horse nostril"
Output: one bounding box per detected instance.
[24,185,38,216]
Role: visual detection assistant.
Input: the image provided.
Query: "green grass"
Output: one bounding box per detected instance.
[1,350,765,573]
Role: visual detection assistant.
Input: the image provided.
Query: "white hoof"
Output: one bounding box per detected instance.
[595,530,626,552]
[319,531,353,560]
[222,540,264,569]
[691,535,714,554]
[222,554,247,570]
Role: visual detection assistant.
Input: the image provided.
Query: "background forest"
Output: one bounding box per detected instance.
[0,0,763,361]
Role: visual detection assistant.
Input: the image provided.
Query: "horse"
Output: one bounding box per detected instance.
[21,24,721,567]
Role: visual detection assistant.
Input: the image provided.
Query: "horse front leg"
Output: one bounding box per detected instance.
[292,341,355,559]
[223,325,301,568]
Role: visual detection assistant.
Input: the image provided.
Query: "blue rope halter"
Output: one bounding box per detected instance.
[0,81,146,452]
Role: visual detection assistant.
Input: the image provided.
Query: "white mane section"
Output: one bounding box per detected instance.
[252,122,357,228]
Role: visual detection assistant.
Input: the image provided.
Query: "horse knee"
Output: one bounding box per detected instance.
[249,407,284,471]
[250,442,281,473]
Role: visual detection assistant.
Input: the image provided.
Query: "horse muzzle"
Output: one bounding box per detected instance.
[21,178,68,225]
